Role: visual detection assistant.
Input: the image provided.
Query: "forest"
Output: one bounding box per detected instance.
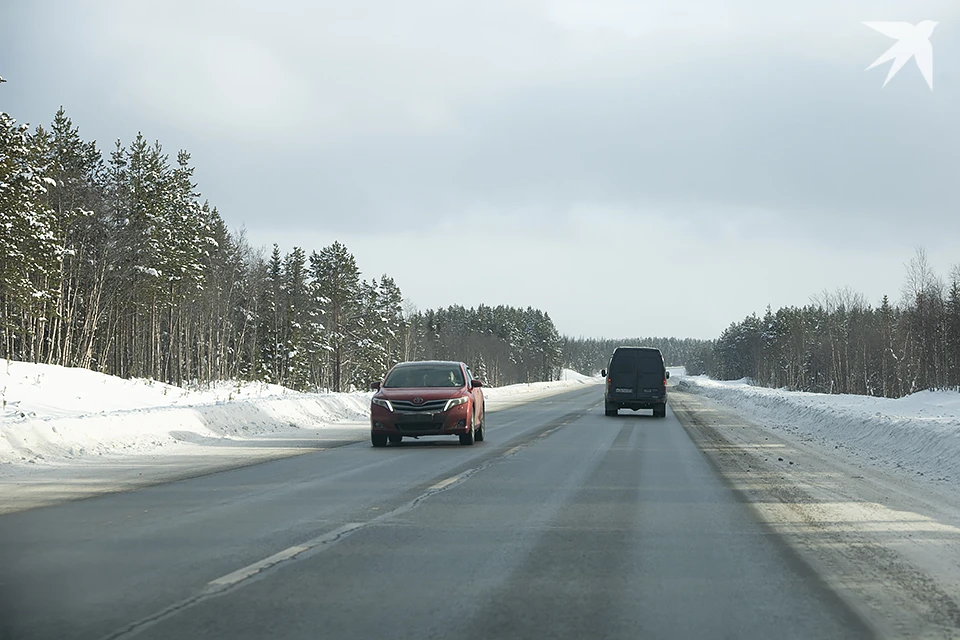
[707,250,960,397]
[0,108,566,390]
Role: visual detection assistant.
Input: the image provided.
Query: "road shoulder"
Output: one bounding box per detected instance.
[670,389,960,639]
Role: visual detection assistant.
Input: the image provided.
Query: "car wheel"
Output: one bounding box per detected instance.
[604,403,618,416]
[372,433,388,447]
[459,422,475,446]
[388,434,403,445]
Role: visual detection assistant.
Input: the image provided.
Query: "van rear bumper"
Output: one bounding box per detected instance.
[605,394,666,409]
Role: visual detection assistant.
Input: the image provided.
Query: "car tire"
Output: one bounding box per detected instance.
[372,433,388,447]
[388,434,403,445]
[475,407,485,442]
[459,422,475,446]
[604,403,618,416]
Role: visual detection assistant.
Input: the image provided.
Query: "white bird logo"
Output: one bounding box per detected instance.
[863,21,938,90]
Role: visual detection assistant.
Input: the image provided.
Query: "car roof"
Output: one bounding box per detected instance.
[613,346,662,354]
[392,360,464,368]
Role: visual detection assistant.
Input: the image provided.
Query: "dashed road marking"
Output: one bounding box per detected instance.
[428,475,461,491]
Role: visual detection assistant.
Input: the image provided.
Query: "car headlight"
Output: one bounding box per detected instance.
[372,398,393,412]
[443,396,469,412]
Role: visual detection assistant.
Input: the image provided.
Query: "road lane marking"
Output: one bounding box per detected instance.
[206,522,364,591]
[428,475,461,491]
[101,521,366,640]
[208,545,310,589]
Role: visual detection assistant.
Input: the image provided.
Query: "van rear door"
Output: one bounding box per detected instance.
[609,350,638,399]
[635,354,664,399]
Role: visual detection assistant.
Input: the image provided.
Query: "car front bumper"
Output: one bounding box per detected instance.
[370,402,471,436]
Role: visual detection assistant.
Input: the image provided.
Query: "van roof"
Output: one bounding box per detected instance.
[613,346,662,354]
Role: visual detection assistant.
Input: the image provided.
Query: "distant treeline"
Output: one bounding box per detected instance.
[0,107,564,390]
[708,250,960,398]
[561,337,712,375]
[406,305,563,386]
[561,250,960,400]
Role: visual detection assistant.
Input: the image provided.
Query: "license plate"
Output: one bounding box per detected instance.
[615,388,633,393]
[398,412,436,421]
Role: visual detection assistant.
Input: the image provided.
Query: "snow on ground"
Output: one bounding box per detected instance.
[676,374,960,485]
[1,360,293,421]
[0,361,599,470]
[483,368,598,408]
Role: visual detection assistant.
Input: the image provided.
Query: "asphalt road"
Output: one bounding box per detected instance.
[0,385,874,640]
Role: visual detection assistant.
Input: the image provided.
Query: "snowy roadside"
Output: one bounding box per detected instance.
[669,377,960,637]
[0,360,599,513]
[675,375,960,487]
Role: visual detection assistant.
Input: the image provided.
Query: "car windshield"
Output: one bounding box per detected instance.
[383,365,465,388]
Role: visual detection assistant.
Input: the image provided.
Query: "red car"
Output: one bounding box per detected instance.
[370,360,486,446]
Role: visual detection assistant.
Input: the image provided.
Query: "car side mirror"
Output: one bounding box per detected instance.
[371,381,381,391]
[471,379,484,388]
[665,371,670,379]
[600,369,606,378]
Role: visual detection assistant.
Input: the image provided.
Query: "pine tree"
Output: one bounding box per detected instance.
[258,245,285,383]
[282,247,309,389]
[311,241,360,392]
[946,273,960,389]
[41,108,104,368]
[0,112,63,359]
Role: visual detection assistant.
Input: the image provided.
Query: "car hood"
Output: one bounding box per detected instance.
[376,387,466,401]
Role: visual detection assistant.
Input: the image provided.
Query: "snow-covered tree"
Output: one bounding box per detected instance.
[0,112,63,358]
[311,241,360,392]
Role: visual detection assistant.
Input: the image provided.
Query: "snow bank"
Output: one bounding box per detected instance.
[676,375,960,483]
[560,368,593,381]
[483,369,599,406]
[0,392,373,467]
[1,359,293,421]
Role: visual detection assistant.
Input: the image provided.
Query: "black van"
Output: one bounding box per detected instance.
[601,347,669,417]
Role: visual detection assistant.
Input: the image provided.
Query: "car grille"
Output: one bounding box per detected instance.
[391,399,449,412]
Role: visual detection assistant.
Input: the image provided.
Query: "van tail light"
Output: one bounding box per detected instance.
[606,377,612,389]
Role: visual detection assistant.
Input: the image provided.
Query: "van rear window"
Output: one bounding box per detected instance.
[611,352,662,374]
[610,354,636,373]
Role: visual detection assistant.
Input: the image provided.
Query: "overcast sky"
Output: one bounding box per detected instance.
[2,1,958,339]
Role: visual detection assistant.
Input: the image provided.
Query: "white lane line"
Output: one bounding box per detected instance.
[208,545,310,589]
[206,522,363,591]
[428,475,461,491]
[504,445,523,456]
[209,471,472,592]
